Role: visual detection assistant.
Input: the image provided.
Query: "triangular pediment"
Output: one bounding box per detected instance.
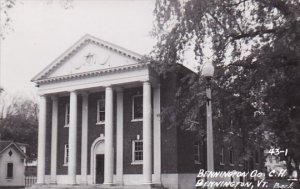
[0,142,26,158]
[32,34,143,82]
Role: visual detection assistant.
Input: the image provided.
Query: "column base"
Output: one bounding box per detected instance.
[141,183,158,189]
[103,182,113,186]
[143,182,153,185]
[80,181,88,185]
[34,183,45,185]
[49,176,57,184]
[79,175,88,185]
[49,181,57,184]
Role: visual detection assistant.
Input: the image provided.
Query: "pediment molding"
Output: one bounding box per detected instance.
[35,62,149,85]
[32,34,143,82]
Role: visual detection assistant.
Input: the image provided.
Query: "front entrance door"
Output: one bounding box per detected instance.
[96,154,104,184]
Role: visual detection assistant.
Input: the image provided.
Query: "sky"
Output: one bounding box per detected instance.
[0,0,156,98]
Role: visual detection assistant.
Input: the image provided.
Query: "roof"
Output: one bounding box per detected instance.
[0,141,27,158]
[0,141,11,151]
[31,34,144,82]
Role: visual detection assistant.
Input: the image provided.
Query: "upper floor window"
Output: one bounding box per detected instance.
[132,140,143,164]
[64,144,69,166]
[65,103,70,127]
[194,142,201,164]
[6,163,13,179]
[220,148,225,165]
[97,97,105,124]
[132,95,143,121]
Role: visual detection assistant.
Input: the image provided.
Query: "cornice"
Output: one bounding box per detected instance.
[35,63,149,85]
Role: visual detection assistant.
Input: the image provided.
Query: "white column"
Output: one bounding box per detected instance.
[68,91,78,184]
[50,96,58,184]
[81,93,89,184]
[104,86,114,185]
[116,88,124,184]
[153,86,161,183]
[37,95,47,184]
[143,81,152,184]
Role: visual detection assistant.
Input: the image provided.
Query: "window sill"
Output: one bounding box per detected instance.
[63,163,68,167]
[64,125,69,128]
[220,163,225,166]
[131,161,143,165]
[229,163,234,166]
[6,177,13,180]
[96,122,105,125]
[131,119,143,122]
[194,161,202,165]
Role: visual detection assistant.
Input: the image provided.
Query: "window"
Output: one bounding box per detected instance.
[132,95,143,120]
[65,103,70,127]
[132,140,143,164]
[97,97,105,124]
[220,148,225,165]
[194,142,201,164]
[229,149,234,165]
[6,163,13,179]
[64,144,69,165]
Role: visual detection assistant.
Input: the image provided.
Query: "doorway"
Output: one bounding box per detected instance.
[96,154,104,184]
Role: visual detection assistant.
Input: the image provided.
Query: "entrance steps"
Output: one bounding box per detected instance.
[27,184,167,189]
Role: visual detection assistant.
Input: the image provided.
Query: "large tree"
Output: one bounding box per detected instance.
[0,94,38,160]
[152,0,300,177]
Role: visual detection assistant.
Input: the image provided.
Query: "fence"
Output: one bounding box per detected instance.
[25,176,36,187]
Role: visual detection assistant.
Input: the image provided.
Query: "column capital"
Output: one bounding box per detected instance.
[154,83,161,88]
[142,80,151,85]
[51,96,58,101]
[104,84,113,88]
[39,94,47,98]
[81,91,89,97]
[69,90,78,94]
[105,85,113,91]
[114,86,124,92]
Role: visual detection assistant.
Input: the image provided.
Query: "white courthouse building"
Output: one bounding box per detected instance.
[31,35,202,189]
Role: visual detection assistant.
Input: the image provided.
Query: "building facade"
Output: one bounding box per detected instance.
[32,35,202,189]
[0,141,27,188]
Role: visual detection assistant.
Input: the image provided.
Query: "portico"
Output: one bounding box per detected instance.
[37,81,156,185]
[33,34,161,186]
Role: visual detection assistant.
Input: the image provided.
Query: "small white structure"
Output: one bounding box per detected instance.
[0,141,27,188]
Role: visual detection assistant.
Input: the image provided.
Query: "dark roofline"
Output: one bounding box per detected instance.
[0,141,27,158]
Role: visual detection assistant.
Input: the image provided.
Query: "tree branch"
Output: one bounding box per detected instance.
[230,28,277,40]
[207,12,228,33]
[225,0,250,7]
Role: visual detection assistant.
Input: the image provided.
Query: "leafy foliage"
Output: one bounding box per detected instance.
[0,94,38,160]
[152,0,300,174]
